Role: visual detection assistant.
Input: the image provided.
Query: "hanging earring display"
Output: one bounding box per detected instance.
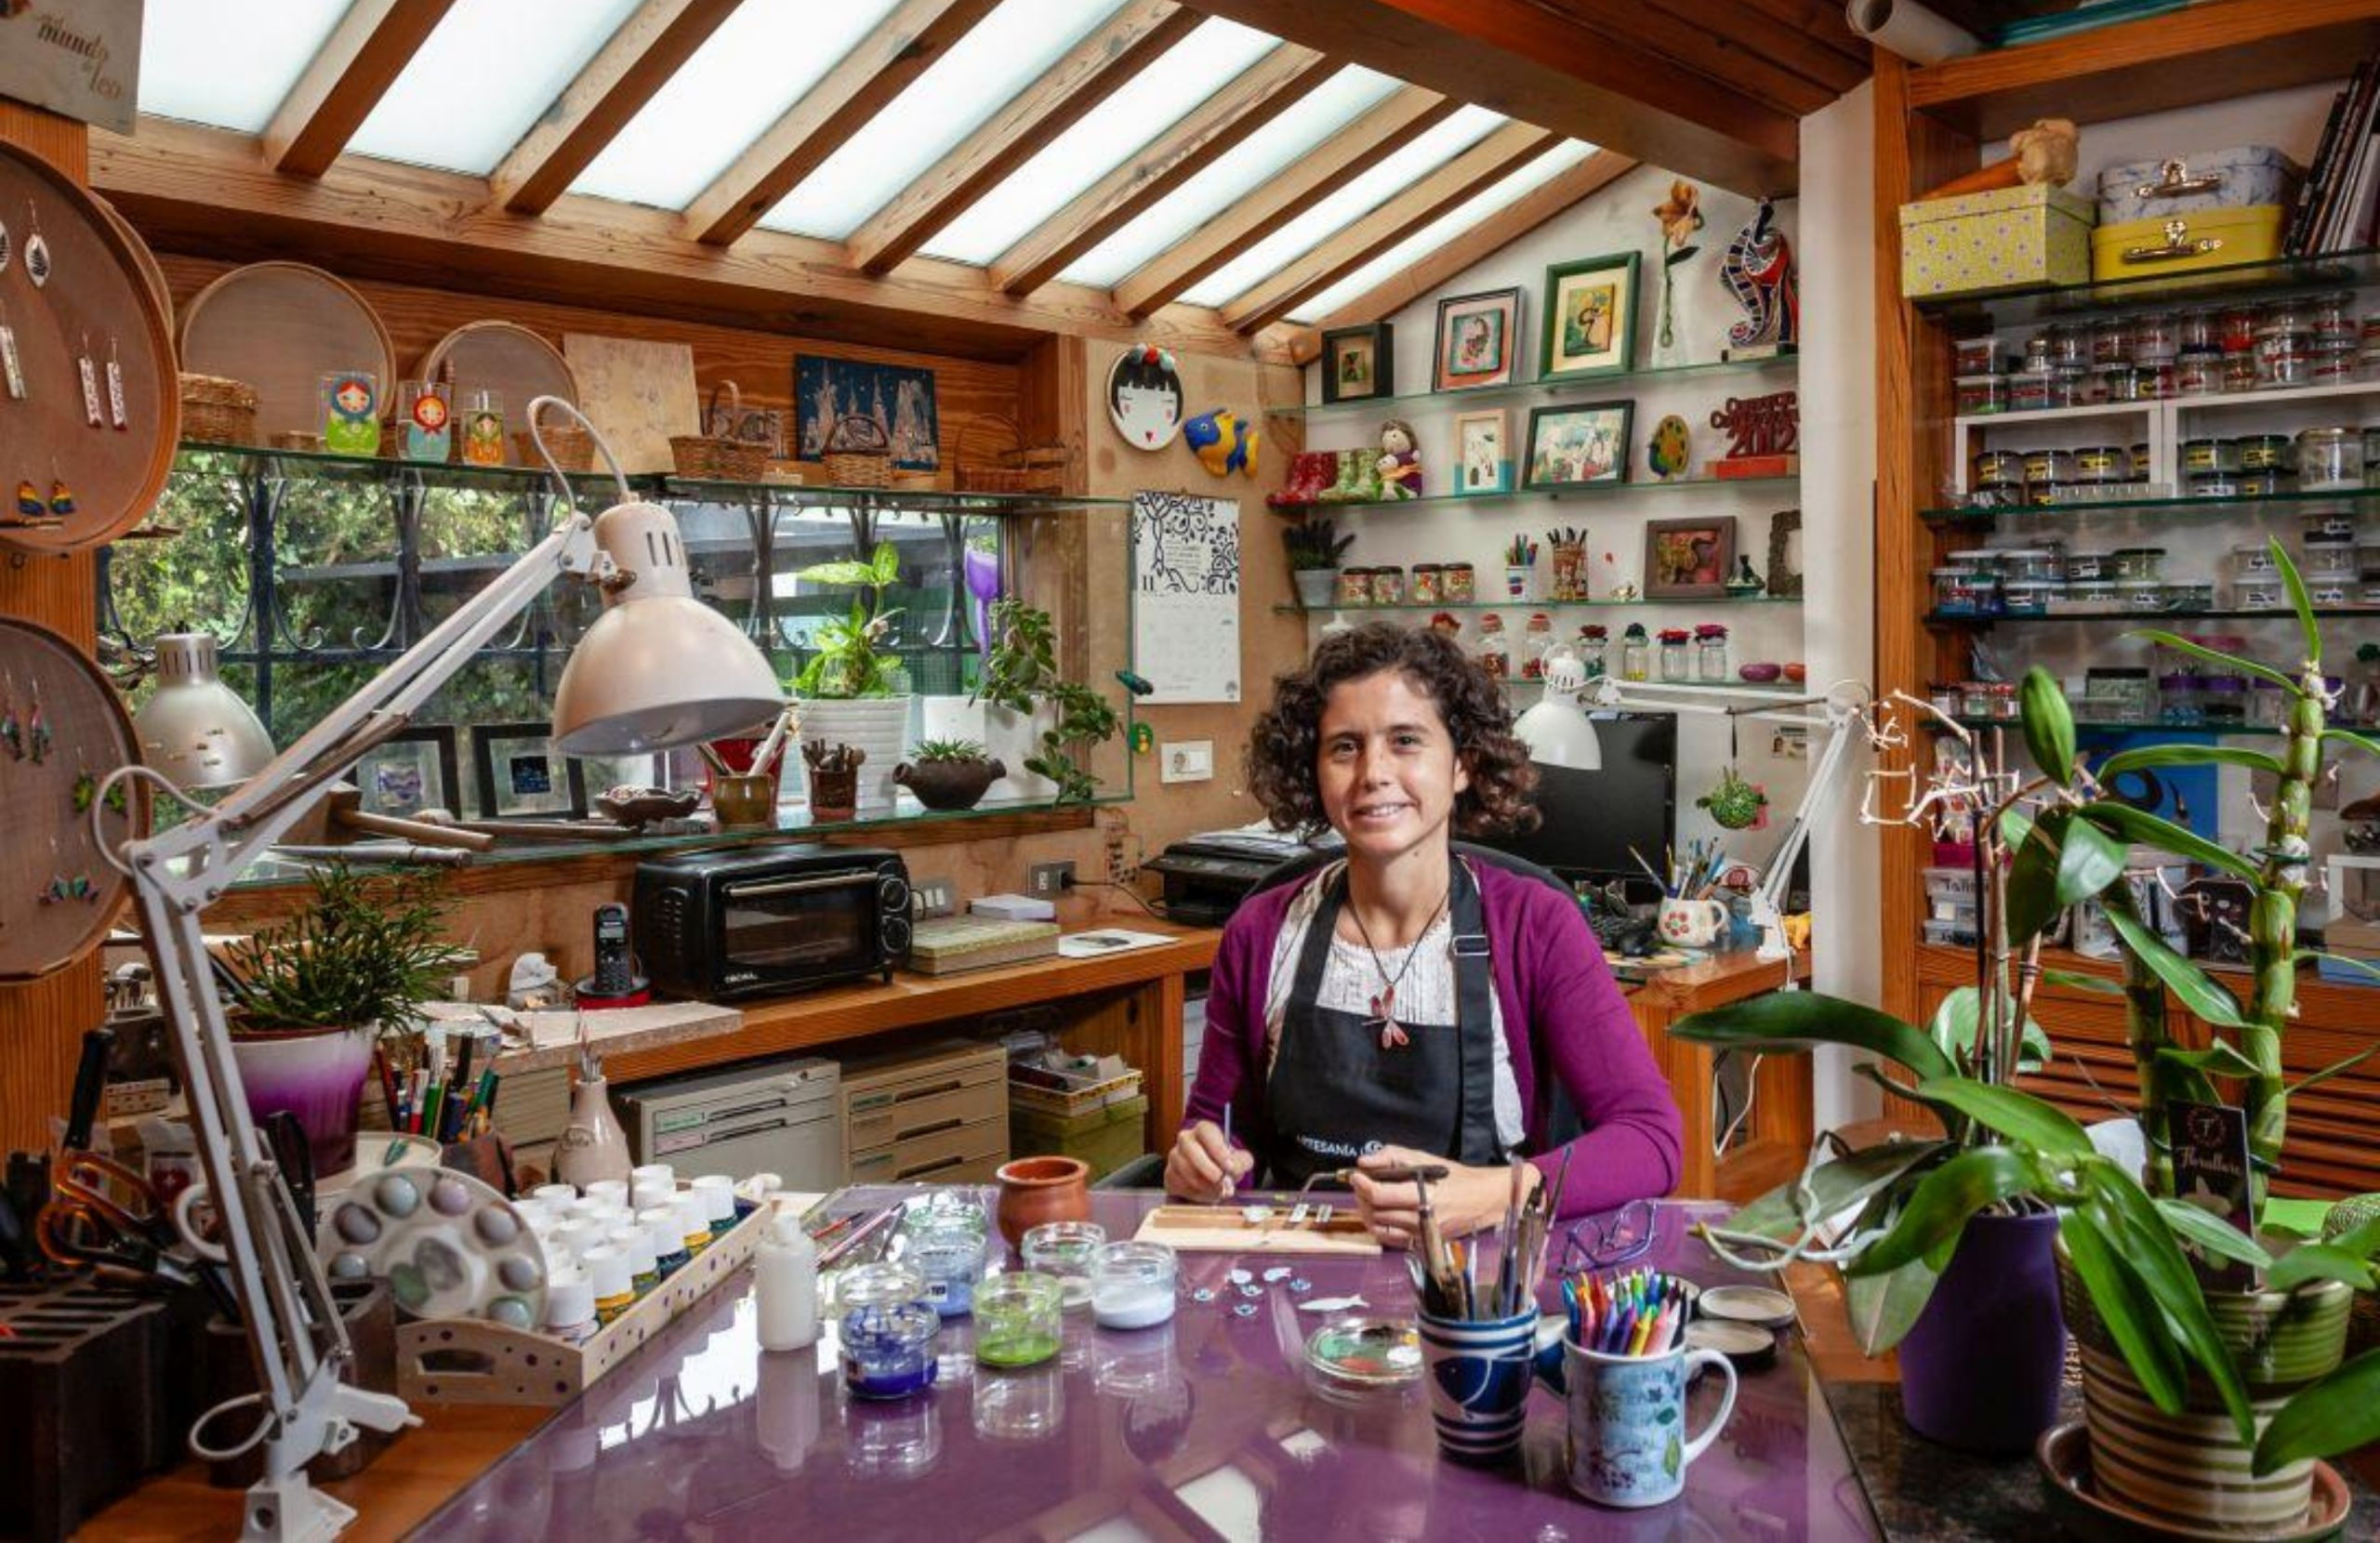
[22,201,48,287]
[105,336,126,430]
[76,335,102,428]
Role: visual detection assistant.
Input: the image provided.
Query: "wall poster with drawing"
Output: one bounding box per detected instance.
[1131,491,1240,705]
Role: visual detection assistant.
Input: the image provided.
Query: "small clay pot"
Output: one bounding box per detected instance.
[995,1155,1091,1248]
[810,765,859,823]
[894,756,1005,811]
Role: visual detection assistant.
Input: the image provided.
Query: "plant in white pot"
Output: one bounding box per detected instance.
[789,541,911,813]
[973,597,1120,805]
[221,862,467,1176]
[1282,517,1355,611]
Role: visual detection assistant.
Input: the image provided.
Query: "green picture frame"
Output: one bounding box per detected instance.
[1540,252,1641,382]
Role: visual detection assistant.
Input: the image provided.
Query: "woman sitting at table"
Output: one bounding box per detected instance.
[1165,624,1681,1244]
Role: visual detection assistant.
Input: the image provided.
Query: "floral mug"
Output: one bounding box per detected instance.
[1657,897,1728,948]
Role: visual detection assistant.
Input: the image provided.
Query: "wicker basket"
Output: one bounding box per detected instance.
[668,382,773,481]
[179,373,258,446]
[822,412,893,488]
[514,424,594,473]
[954,412,1067,495]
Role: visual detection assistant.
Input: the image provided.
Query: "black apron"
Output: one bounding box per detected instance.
[1261,859,1502,1189]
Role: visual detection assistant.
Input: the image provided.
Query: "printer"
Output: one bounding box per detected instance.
[1146,824,1337,924]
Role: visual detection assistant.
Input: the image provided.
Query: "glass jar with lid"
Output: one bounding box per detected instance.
[1659,633,1691,683]
[2091,316,2134,367]
[1997,547,2066,585]
[1021,1220,1106,1311]
[2001,580,2059,616]
[2132,310,2179,363]
[2159,675,2205,726]
[2303,534,2358,580]
[2177,309,2220,354]
[1090,1241,1178,1330]
[1474,613,1510,678]
[2021,330,2057,374]
[1956,375,2009,415]
[2181,438,2241,476]
[2021,449,2076,488]
[1696,629,1729,681]
[1442,562,1475,602]
[2073,445,2129,484]
[837,1260,932,1320]
[2201,676,2249,727]
[1952,334,2003,376]
[1620,625,1649,681]
[2236,435,2292,474]
[974,1272,1064,1368]
[2110,547,2167,582]
[841,1300,939,1399]
[2312,291,2359,348]
[2297,427,2361,491]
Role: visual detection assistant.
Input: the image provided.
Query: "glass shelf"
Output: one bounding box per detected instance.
[1282,475,1796,513]
[645,476,1130,515]
[1279,596,1803,615]
[1922,484,2380,525]
[177,441,585,493]
[1910,246,2380,327]
[1925,607,2377,626]
[1268,353,1797,419]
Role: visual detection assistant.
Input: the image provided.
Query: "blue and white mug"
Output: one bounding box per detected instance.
[1415,1307,1543,1462]
[1556,1338,1738,1508]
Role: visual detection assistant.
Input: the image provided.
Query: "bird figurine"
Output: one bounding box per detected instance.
[1184,408,1259,478]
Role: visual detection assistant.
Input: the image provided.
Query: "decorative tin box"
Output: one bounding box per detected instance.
[2091,205,2284,282]
[1899,184,2095,299]
[2096,147,2302,225]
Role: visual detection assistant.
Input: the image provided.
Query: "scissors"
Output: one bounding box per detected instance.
[37,1150,237,1315]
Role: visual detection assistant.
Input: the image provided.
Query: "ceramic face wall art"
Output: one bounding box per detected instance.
[1109,344,1185,451]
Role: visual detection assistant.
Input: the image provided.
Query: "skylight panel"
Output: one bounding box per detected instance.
[350,0,644,175]
[920,18,1276,266]
[139,0,350,132]
[1059,65,1398,288]
[570,0,905,210]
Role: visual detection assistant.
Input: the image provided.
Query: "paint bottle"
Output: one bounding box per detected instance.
[756,1211,819,1352]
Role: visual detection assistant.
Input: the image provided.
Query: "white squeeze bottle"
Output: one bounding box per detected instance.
[755,1209,818,1352]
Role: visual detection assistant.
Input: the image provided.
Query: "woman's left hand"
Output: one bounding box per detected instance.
[1350,1146,1540,1247]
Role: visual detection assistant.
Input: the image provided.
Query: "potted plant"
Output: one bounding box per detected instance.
[895,737,1006,812]
[1282,518,1355,611]
[221,862,467,1175]
[973,597,1121,805]
[789,541,910,813]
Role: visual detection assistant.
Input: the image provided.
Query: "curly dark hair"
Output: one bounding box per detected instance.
[1246,623,1540,839]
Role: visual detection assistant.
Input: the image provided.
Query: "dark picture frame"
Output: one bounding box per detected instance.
[1522,400,1633,491]
[793,355,940,470]
[1432,286,1523,392]
[1540,252,1641,381]
[1319,323,1393,404]
[470,722,589,819]
[1644,516,1739,600]
[355,726,460,819]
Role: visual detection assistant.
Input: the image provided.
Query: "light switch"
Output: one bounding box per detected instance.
[1162,740,1214,784]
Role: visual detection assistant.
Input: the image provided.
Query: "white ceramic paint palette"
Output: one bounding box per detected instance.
[1696,1285,1797,1329]
[316,1132,443,1197]
[319,1167,548,1330]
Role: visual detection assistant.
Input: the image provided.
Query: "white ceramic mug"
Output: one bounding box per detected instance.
[1658,897,1729,948]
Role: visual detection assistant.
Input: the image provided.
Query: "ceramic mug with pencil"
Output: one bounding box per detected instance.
[1547,1267,1738,1508]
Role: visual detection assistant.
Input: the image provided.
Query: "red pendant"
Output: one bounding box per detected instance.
[1370,989,1409,1049]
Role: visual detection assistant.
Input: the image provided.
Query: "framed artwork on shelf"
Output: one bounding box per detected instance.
[1540,252,1640,381]
[354,727,460,819]
[471,722,589,819]
[1453,408,1511,495]
[1645,516,1739,600]
[1319,323,1393,403]
[1523,401,1632,491]
[1432,287,1523,392]
[794,356,939,469]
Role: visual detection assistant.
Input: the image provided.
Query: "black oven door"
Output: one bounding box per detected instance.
[717,868,883,987]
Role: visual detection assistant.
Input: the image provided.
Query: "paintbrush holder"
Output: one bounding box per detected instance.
[709,773,776,829]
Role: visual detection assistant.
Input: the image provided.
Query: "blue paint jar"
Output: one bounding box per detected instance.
[912,1227,986,1319]
[842,1302,940,1399]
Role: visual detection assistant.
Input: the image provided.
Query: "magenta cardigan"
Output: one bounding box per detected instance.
[1184,862,1685,1219]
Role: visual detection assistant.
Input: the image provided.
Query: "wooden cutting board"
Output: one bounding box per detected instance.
[1132,1203,1382,1256]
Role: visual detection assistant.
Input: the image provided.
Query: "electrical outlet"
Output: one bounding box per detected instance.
[1162,740,1214,784]
[1029,861,1076,897]
[912,877,957,918]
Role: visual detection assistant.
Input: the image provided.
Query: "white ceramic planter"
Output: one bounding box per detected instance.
[797,695,911,812]
[1292,568,1339,610]
[982,703,1058,802]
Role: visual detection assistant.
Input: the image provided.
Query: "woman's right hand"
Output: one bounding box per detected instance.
[1164,1119,1254,1203]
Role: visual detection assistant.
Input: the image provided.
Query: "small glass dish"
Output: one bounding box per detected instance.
[974,1271,1065,1368]
[841,1300,940,1400]
[1021,1220,1105,1311]
[1090,1241,1178,1330]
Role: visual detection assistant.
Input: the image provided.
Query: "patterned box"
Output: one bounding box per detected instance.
[1898,183,2096,299]
[2096,147,2301,224]
[2092,205,2284,282]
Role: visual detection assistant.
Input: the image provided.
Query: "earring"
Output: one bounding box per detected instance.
[72,768,95,812]
[13,480,41,523]
[27,692,49,763]
[105,336,126,430]
[38,874,97,906]
[76,334,101,428]
[23,201,48,288]
[0,302,21,401]
[47,476,74,520]
[0,213,12,274]
[1,697,21,760]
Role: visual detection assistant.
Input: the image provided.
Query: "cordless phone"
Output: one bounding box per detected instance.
[591,903,635,997]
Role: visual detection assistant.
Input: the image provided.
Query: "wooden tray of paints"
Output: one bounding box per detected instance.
[1133,1201,1382,1256]
[396,1194,772,1406]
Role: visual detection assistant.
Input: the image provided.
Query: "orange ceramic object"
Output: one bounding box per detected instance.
[995,1155,1091,1248]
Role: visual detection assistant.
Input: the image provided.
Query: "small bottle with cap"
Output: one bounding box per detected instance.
[755,1209,820,1352]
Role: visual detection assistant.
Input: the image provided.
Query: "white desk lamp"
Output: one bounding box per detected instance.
[93,401,783,1542]
[1513,644,1869,961]
[133,631,277,790]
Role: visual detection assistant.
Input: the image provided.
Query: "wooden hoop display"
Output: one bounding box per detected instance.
[418,321,579,464]
[177,260,397,445]
[0,617,148,981]
[0,141,180,555]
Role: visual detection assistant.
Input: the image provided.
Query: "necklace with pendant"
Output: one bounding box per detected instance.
[1349,887,1448,1050]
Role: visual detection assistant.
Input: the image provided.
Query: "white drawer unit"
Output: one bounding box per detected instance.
[615,1057,841,1189]
[840,1038,1009,1185]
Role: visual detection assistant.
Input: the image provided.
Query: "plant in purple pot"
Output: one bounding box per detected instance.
[964,532,1003,655]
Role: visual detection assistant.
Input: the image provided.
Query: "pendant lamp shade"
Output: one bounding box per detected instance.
[134,632,277,789]
[551,500,783,755]
[1512,645,1602,770]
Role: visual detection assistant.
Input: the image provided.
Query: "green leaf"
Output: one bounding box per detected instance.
[2043,967,2124,996]
[2019,666,2077,784]
[1913,1077,2094,1157]
[2061,1208,2189,1416]
[2285,1039,2380,1099]
[1998,805,2035,849]
[2265,1241,2376,1293]
[2124,629,2300,693]
[2017,1017,2053,1074]
[2296,948,2380,986]
[2082,1161,2258,1444]
[1926,988,1979,1066]
[2096,743,2288,778]
[1848,1147,2050,1276]
[2056,814,2127,907]
[2254,1350,2380,1474]
[1727,1141,1948,1242]
[2152,1198,2272,1270]
[2005,813,2067,946]
[2273,536,2321,666]
[2079,802,2258,881]
[1671,991,1955,1083]
[2325,1215,2380,1262]
[2155,1042,2263,1079]
[2324,728,2380,761]
[1844,1255,1940,1355]
[2103,904,2248,1028]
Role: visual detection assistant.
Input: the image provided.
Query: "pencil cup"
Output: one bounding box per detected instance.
[1554,1339,1737,1508]
[1657,897,1729,948]
[1416,1306,1543,1463]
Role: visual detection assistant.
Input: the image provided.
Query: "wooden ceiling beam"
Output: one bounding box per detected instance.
[679,0,1003,247]
[1175,0,1798,193]
[845,0,1204,277]
[987,41,1337,297]
[488,0,745,216]
[1729,0,1872,68]
[260,0,460,177]
[93,118,1282,365]
[1533,1,1850,114]
[1218,122,1561,333]
[1632,0,1870,98]
[1111,85,1458,318]
[1286,148,1636,354]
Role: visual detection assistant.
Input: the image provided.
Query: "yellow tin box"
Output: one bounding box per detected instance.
[1898,183,2096,299]
[2090,204,2284,282]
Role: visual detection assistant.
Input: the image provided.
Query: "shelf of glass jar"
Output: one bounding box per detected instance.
[1926,605,2378,626]
[1266,475,1795,514]
[1910,245,2380,328]
[1277,597,1802,615]
[1921,481,2380,525]
[1266,353,1796,420]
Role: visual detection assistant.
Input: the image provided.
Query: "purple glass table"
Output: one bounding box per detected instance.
[421,1193,1879,1540]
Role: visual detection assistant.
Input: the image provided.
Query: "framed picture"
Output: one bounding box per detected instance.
[355,727,459,819]
[470,723,588,819]
[1523,401,1633,491]
[1452,408,1511,495]
[794,356,940,470]
[1644,516,1739,600]
[1540,253,1641,381]
[1432,287,1522,392]
[1318,323,1392,404]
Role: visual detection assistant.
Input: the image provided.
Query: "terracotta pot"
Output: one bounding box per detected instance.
[995,1155,1091,1248]
[894,756,1005,811]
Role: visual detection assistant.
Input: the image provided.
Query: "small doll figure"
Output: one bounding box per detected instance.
[1376,417,1421,499]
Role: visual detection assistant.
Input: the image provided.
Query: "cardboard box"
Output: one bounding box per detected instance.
[1899,183,2095,298]
[2092,205,2283,282]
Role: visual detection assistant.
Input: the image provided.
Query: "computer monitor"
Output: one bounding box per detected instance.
[1482,711,1676,893]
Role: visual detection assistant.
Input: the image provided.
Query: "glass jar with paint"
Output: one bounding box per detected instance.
[974,1271,1065,1367]
[399,380,451,461]
[460,388,507,467]
[1090,1242,1178,1330]
[913,1225,988,1319]
[1021,1220,1105,1311]
[841,1300,939,1400]
[835,1259,930,1320]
